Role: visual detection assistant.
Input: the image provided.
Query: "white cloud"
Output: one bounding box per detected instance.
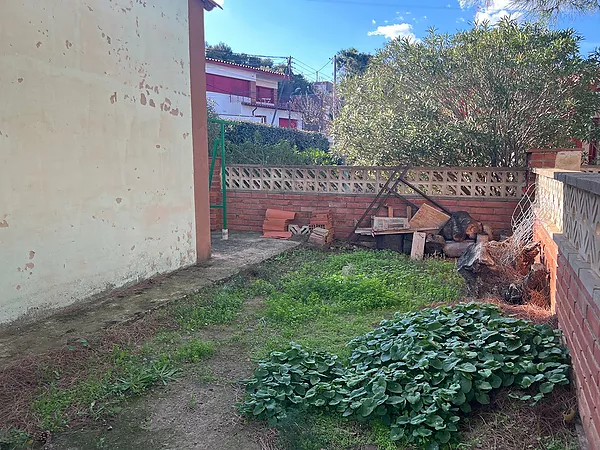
[372,19,376,24]
[447,3,452,7]
[405,11,411,14]
[368,23,417,41]
[397,14,404,20]
[422,15,427,19]
[384,19,389,23]
[461,0,522,24]
[214,0,224,5]
[456,16,466,22]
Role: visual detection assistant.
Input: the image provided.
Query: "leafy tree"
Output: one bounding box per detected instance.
[464,0,599,18]
[333,20,600,167]
[205,42,276,69]
[335,48,372,79]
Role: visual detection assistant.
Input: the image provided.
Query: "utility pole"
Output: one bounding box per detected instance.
[332,55,337,120]
[271,56,292,126]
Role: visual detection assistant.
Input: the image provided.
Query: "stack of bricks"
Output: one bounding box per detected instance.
[308,210,334,246]
[262,208,296,239]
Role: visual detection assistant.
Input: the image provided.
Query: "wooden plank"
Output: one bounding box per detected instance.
[410,232,427,260]
[372,217,409,231]
[372,228,439,235]
[408,204,450,230]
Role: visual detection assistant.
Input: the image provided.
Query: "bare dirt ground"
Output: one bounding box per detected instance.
[46,299,273,450]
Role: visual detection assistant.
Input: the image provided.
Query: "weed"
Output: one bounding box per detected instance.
[174,286,246,331]
[173,340,214,363]
[275,411,372,450]
[188,393,197,411]
[240,303,570,448]
[0,428,32,449]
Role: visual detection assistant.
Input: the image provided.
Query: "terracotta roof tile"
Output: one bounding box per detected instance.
[206,58,287,78]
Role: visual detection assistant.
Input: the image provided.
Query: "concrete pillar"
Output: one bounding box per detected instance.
[189,0,211,261]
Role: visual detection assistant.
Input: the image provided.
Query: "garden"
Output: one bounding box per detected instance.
[0,248,579,449]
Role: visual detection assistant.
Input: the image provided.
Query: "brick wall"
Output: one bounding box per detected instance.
[533,219,558,311]
[534,168,600,447]
[555,242,600,445]
[526,148,582,170]
[212,189,518,238]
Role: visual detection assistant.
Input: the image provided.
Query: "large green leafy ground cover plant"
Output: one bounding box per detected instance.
[239,303,570,449]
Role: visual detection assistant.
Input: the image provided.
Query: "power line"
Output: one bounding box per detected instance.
[293,58,334,82]
[291,63,333,83]
[302,0,463,9]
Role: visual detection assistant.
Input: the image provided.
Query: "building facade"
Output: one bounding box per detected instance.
[206,59,303,129]
[0,0,216,324]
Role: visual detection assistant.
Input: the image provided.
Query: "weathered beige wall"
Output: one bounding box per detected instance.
[0,0,199,323]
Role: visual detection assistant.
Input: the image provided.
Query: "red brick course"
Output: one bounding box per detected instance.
[212,188,518,238]
[535,220,600,446]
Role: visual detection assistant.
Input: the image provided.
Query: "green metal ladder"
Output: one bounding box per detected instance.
[208,118,227,239]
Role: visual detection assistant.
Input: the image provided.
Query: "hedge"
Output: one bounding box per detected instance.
[222,121,330,152]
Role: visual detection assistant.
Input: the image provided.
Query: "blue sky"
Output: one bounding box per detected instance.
[205,0,600,83]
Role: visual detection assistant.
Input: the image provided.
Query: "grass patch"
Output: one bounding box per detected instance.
[29,335,216,433]
[248,250,463,359]
[174,284,247,331]
[264,251,462,325]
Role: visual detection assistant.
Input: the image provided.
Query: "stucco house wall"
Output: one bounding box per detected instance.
[0,0,207,323]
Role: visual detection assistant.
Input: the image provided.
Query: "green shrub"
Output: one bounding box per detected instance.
[223,121,330,151]
[225,133,339,166]
[239,303,571,449]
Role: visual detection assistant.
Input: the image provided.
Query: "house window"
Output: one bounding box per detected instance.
[255,115,267,124]
[256,86,275,104]
[279,118,298,129]
[206,73,251,97]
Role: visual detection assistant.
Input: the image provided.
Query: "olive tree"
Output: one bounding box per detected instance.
[333,20,600,167]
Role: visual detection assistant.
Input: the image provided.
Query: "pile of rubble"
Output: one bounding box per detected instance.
[457,238,549,307]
